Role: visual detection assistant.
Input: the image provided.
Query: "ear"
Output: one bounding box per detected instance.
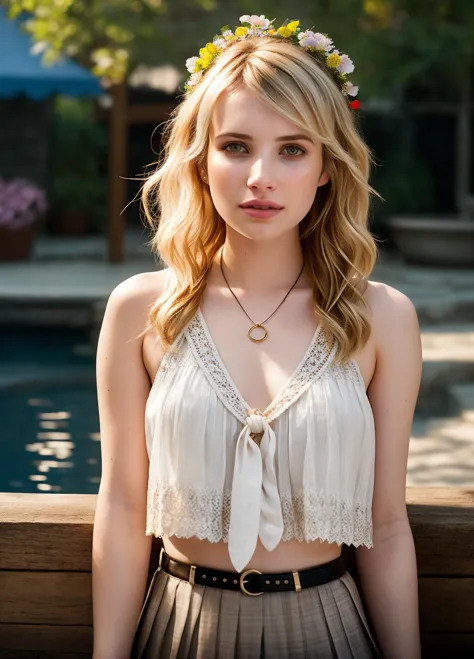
[318,170,330,187]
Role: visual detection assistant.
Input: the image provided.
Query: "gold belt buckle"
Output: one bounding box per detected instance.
[239,568,263,596]
[158,546,165,570]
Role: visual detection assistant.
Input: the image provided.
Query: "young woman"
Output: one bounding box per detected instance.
[92,15,422,659]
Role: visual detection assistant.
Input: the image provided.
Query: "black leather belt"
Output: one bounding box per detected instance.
[159,548,347,597]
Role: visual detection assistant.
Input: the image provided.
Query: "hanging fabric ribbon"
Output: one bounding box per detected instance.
[228,411,284,573]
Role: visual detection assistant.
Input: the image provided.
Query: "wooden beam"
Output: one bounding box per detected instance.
[0,625,92,654]
[1,489,474,656]
[419,578,474,632]
[107,83,128,263]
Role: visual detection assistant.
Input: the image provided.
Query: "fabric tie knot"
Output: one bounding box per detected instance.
[246,412,266,446]
[228,410,284,573]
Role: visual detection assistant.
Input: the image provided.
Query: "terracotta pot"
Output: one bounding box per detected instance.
[0,224,37,261]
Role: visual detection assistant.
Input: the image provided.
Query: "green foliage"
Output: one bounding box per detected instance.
[51,98,107,224]
[6,0,220,82]
[5,0,472,96]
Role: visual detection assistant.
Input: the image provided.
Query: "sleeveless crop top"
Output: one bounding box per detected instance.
[145,309,376,573]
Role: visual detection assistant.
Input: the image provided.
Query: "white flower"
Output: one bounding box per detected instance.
[212,38,226,48]
[222,30,233,37]
[245,27,268,37]
[185,56,199,73]
[337,54,355,74]
[343,82,359,97]
[298,31,333,51]
[239,14,271,29]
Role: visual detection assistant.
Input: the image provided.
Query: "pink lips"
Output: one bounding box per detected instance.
[240,200,283,209]
[239,200,283,220]
[240,206,282,219]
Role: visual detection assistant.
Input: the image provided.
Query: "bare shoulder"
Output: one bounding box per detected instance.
[107,269,169,315]
[98,269,172,389]
[103,269,170,335]
[363,280,420,351]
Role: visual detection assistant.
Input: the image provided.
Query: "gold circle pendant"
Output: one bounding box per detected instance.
[248,324,268,342]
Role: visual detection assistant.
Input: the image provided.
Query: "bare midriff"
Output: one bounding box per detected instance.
[162,536,342,573]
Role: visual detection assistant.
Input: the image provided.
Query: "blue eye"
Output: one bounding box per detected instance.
[223,143,246,154]
[222,142,305,156]
[283,145,305,156]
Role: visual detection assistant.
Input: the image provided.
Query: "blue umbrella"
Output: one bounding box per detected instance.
[0,7,102,99]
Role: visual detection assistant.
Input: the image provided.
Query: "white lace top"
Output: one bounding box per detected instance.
[145,309,376,573]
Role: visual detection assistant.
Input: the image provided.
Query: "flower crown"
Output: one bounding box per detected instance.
[184,15,360,110]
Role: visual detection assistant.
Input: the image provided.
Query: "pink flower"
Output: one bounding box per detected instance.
[337,54,355,74]
[0,177,47,229]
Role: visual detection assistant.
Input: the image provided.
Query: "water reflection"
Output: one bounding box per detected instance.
[37,411,71,420]
[1,382,101,494]
[39,421,66,429]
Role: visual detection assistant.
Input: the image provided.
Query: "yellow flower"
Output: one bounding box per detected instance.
[194,58,205,72]
[287,20,300,33]
[199,42,217,58]
[202,53,214,67]
[205,42,218,55]
[326,52,342,68]
[235,26,249,37]
[268,28,275,35]
[277,20,299,38]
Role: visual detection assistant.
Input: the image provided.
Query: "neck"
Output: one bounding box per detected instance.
[216,227,308,293]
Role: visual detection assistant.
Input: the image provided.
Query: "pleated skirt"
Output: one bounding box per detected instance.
[131,566,381,659]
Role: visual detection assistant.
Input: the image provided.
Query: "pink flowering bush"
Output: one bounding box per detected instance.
[0,178,48,231]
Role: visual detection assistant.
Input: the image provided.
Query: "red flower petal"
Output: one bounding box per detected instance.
[349,99,361,110]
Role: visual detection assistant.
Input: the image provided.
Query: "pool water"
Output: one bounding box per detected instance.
[0,325,101,494]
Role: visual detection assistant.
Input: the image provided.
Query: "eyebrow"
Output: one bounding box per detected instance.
[215,132,314,144]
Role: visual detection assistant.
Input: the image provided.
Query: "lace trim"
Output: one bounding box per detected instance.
[146,482,232,543]
[279,490,373,547]
[264,330,337,422]
[184,313,249,423]
[158,341,192,374]
[185,310,338,424]
[324,359,366,388]
[146,482,373,548]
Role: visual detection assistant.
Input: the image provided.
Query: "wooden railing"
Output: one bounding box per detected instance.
[1,488,473,658]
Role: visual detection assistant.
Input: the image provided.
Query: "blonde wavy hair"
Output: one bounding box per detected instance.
[142,35,379,365]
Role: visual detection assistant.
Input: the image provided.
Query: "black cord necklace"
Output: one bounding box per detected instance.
[219,248,305,343]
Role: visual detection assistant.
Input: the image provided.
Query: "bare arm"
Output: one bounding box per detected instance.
[92,273,161,659]
[356,284,423,659]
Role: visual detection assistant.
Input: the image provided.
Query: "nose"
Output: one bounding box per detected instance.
[247,157,276,191]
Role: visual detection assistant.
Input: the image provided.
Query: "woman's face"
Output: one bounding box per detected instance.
[205,86,329,242]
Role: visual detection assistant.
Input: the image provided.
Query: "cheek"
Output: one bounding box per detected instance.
[208,150,233,175]
[289,157,323,181]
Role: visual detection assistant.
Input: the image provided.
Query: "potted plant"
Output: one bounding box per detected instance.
[48,98,107,236]
[0,178,47,261]
[51,175,106,236]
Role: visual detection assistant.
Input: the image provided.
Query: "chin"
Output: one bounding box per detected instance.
[237,223,294,242]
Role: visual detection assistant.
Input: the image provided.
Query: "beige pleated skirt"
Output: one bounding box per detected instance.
[131,565,381,659]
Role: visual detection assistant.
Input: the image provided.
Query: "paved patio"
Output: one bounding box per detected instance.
[0,231,473,319]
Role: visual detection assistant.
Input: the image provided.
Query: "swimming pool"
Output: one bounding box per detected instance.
[0,325,101,494]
